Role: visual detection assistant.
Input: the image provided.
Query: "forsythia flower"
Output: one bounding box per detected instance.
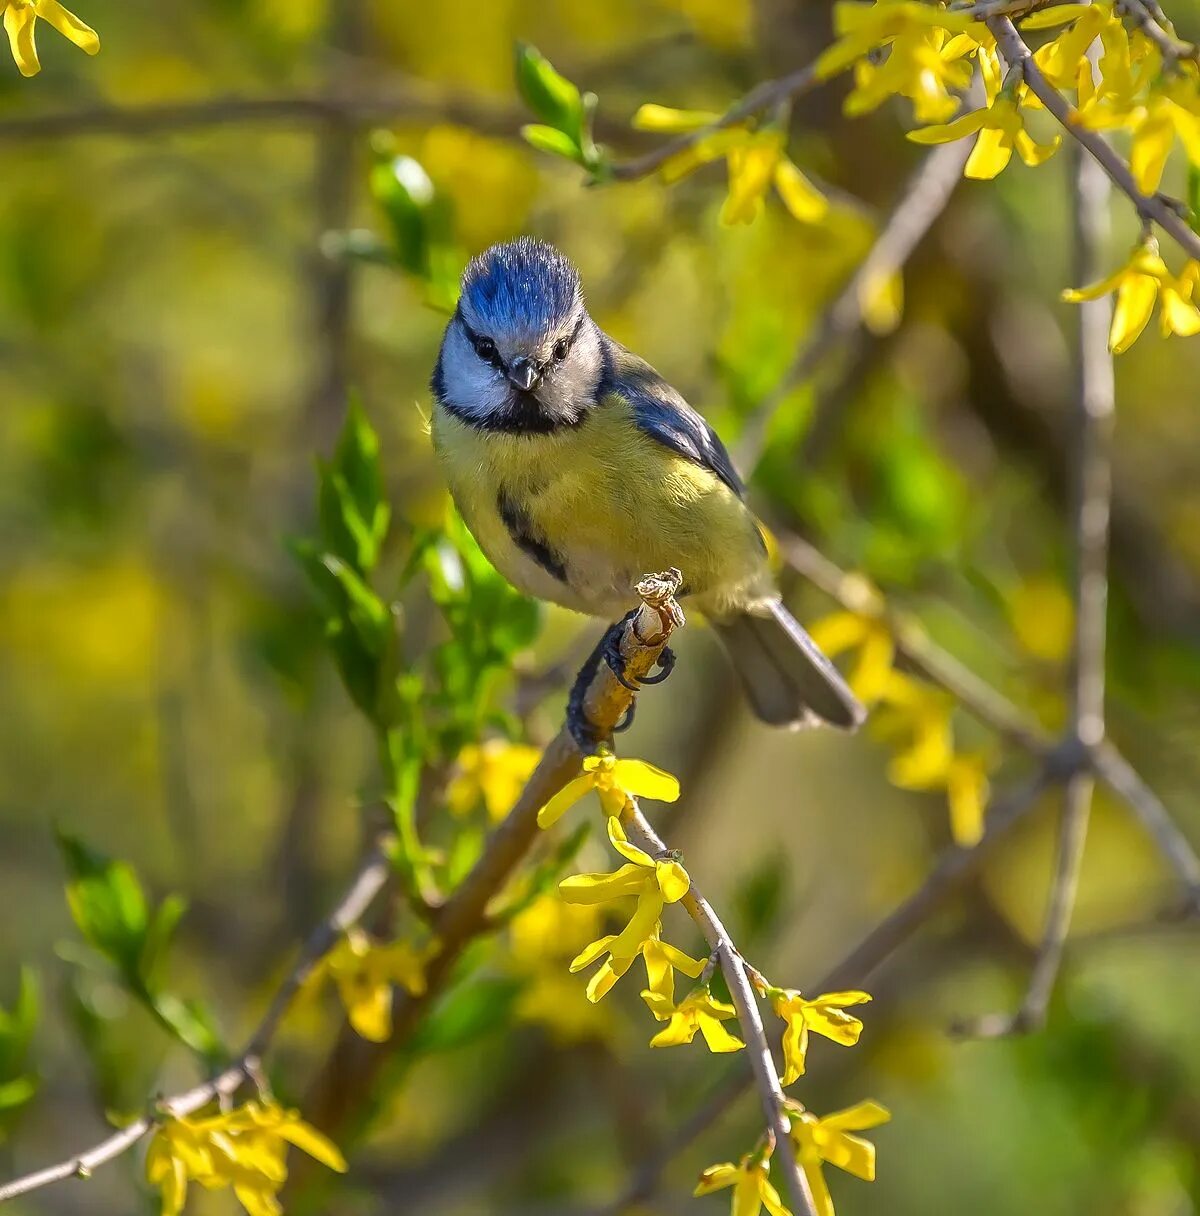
[695,1151,789,1216]
[843,24,978,123]
[881,674,991,846]
[2,0,97,77]
[508,896,611,1042]
[318,928,429,1042]
[767,988,871,1085]
[538,750,680,828]
[1127,86,1200,195]
[908,93,1060,179]
[145,1100,346,1216]
[722,130,829,225]
[1026,3,1109,90]
[790,1100,890,1216]
[447,738,541,822]
[571,925,705,1003]
[816,0,974,81]
[1062,239,1200,353]
[642,984,744,1052]
[558,816,691,959]
[631,106,827,223]
[807,610,894,705]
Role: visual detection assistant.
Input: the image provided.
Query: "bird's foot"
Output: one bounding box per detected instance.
[567,610,677,751]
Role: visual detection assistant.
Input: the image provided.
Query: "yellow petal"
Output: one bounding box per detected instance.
[631,102,722,132]
[536,774,593,828]
[906,109,988,145]
[1015,128,1061,167]
[558,863,649,904]
[806,610,871,657]
[33,0,98,52]
[964,125,1013,179]
[859,268,904,336]
[1061,266,1128,303]
[4,5,40,77]
[656,939,707,977]
[822,1098,892,1132]
[650,1010,699,1047]
[781,1017,810,1084]
[276,1116,348,1173]
[612,758,681,803]
[1020,3,1093,28]
[655,858,691,903]
[569,934,617,972]
[848,622,895,703]
[585,958,624,1002]
[608,888,664,957]
[607,814,653,866]
[773,158,829,223]
[1110,272,1159,353]
[1130,106,1175,194]
[695,1163,741,1195]
[697,1011,745,1053]
[1160,286,1200,337]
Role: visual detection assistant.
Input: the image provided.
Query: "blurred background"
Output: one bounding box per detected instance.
[2,1,1200,1213]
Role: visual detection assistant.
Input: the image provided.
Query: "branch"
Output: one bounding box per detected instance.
[1116,0,1199,66]
[608,62,821,182]
[0,839,395,1205]
[778,532,1200,899]
[623,804,820,1216]
[598,762,1063,1212]
[296,581,683,1161]
[987,15,1200,260]
[735,141,972,471]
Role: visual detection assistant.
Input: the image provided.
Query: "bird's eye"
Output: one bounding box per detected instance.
[473,336,498,365]
[552,338,570,362]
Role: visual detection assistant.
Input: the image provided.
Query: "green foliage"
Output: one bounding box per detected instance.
[0,968,39,1141]
[515,43,607,176]
[409,976,524,1055]
[365,135,462,309]
[55,831,223,1063]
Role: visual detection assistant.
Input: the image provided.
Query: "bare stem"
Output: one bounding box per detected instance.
[987,15,1200,260]
[623,804,819,1216]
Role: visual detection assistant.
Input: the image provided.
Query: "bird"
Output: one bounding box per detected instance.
[429,236,864,731]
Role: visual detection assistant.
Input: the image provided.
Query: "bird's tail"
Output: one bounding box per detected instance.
[712,600,865,730]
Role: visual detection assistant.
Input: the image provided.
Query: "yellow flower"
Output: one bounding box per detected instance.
[816,0,975,81]
[447,738,541,822]
[513,969,612,1044]
[722,130,828,225]
[843,24,979,124]
[1127,88,1200,195]
[538,750,680,828]
[908,94,1061,179]
[1062,240,1200,353]
[767,989,871,1085]
[146,1100,346,1216]
[1027,3,1109,90]
[945,750,990,846]
[807,611,894,705]
[571,925,705,1003]
[790,1100,891,1216]
[643,984,744,1052]
[320,928,429,1042]
[2,0,97,77]
[1008,576,1075,662]
[558,816,691,960]
[694,1151,790,1216]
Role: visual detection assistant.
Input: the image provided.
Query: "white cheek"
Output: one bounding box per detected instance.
[442,346,510,420]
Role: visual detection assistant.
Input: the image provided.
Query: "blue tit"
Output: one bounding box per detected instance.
[430,237,864,730]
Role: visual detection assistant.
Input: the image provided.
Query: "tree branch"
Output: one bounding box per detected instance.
[623,804,820,1216]
[987,15,1200,260]
[0,840,395,1205]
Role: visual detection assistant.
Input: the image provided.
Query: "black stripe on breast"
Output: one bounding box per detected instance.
[497,490,568,583]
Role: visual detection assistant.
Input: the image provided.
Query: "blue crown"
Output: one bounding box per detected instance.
[460,237,581,336]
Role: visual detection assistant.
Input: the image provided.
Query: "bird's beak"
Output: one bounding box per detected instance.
[507,357,539,392]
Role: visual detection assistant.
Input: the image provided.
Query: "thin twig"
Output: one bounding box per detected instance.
[624,804,819,1216]
[608,62,821,182]
[736,141,973,471]
[0,839,395,1205]
[967,116,1116,1037]
[598,764,1062,1211]
[778,532,1200,896]
[1116,0,1199,66]
[987,15,1200,260]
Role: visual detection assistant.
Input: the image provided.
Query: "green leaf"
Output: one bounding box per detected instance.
[0,1076,37,1113]
[139,893,187,988]
[520,123,584,164]
[56,831,149,978]
[150,993,224,1062]
[732,853,789,949]
[514,43,585,144]
[0,968,38,1082]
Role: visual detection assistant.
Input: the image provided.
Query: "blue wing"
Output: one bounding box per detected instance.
[602,339,745,498]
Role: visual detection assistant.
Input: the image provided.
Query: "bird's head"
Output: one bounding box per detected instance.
[433,238,605,431]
